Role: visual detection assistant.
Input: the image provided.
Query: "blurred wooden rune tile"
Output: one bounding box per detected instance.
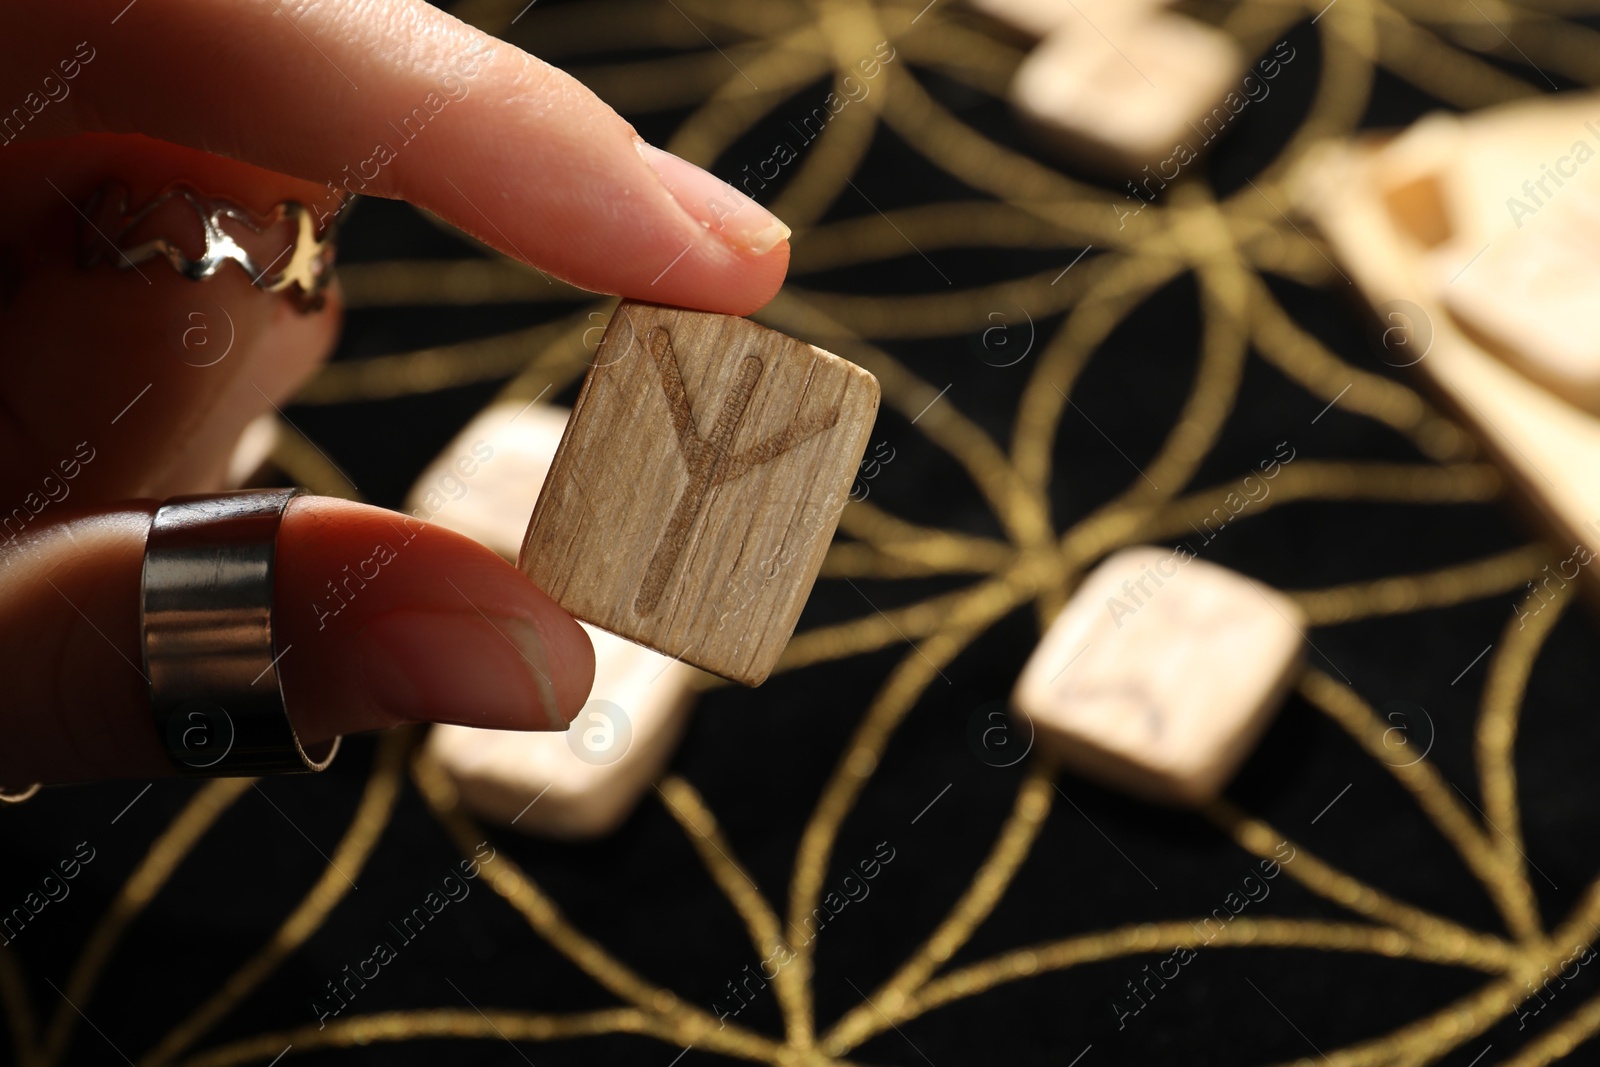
[406,396,700,839]
[426,626,697,839]
[966,0,1164,39]
[1011,547,1304,805]
[1444,196,1600,413]
[1421,104,1600,415]
[520,300,879,687]
[404,398,570,560]
[224,413,281,488]
[1294,92,1600,592]
[1352,103,1600,414]
[1010,10,1242,172]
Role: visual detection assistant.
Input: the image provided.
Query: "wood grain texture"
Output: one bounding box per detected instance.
[1294,94,1600,605]
[1012,547,1304,805]
[520,301,880,686]
[406,398,701,838]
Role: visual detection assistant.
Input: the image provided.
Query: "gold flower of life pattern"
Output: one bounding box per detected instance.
[6,1,1600,1065]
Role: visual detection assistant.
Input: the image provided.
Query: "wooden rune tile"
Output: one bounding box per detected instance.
[426,623,698,839]
[519,301,880,686]
[967,0,1168,41]
[967,0,1157,39]
[1011,547,1304,805]
[1010,10,1242,172]
[406,398,702,838]
[1293,95,1600,601]
[404,398,570,560]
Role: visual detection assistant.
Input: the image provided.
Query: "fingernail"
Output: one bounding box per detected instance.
[636,140,791,255]
[357,609,566,730]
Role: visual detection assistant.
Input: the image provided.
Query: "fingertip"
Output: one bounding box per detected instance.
[725,239,792,317]
[620,141,792,314]
[638,235,791,317]
[538,598,597,723]
[276,497,593,743]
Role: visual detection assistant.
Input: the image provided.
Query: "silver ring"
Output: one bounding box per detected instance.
[79,181,342,311]
[141,488,340,777]
[0,783,41,805]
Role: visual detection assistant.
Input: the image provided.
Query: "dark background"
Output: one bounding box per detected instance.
[6,1,1600,1064]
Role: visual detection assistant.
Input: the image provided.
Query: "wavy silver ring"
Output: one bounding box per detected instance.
[141,488,340,777]
[78,182,342,311]
[0,783,41,805]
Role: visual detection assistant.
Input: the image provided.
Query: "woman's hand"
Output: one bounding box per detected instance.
[0,0,791,785]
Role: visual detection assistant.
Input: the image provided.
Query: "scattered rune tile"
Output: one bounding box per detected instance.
[405,398,570,561]
[406,397,700,839]
[1294,93,1600,598]
[426,625,697,839]
[1012,546,1304,805]
[1011,10,1243,173]
[966,0,1165,39]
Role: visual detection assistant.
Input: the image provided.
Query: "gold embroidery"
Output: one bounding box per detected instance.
[9,2,1600,1065]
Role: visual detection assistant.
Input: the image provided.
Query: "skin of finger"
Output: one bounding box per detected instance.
[274,496,595,744]
[0,134,341,505]
[6,0,788,314]
[147,279,345,497]
[0,504,168,784]
[0,498,594,785]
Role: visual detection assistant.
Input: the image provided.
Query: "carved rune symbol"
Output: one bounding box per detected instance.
[633,326,839,617]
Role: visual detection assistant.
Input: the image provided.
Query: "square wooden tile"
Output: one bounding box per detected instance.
[408,397,702,837]
[1012,547,1304,805]
[405,398,570,560]
[426,623,698,839]
[1011,13,1242,172]
[520,301,879,686]
[967,0,1164,39]
[1293,93,1600,601]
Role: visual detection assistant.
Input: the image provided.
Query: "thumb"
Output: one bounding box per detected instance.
[0,496,594,785]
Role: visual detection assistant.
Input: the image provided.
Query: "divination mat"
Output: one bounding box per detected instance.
[8,0,1600,1064]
